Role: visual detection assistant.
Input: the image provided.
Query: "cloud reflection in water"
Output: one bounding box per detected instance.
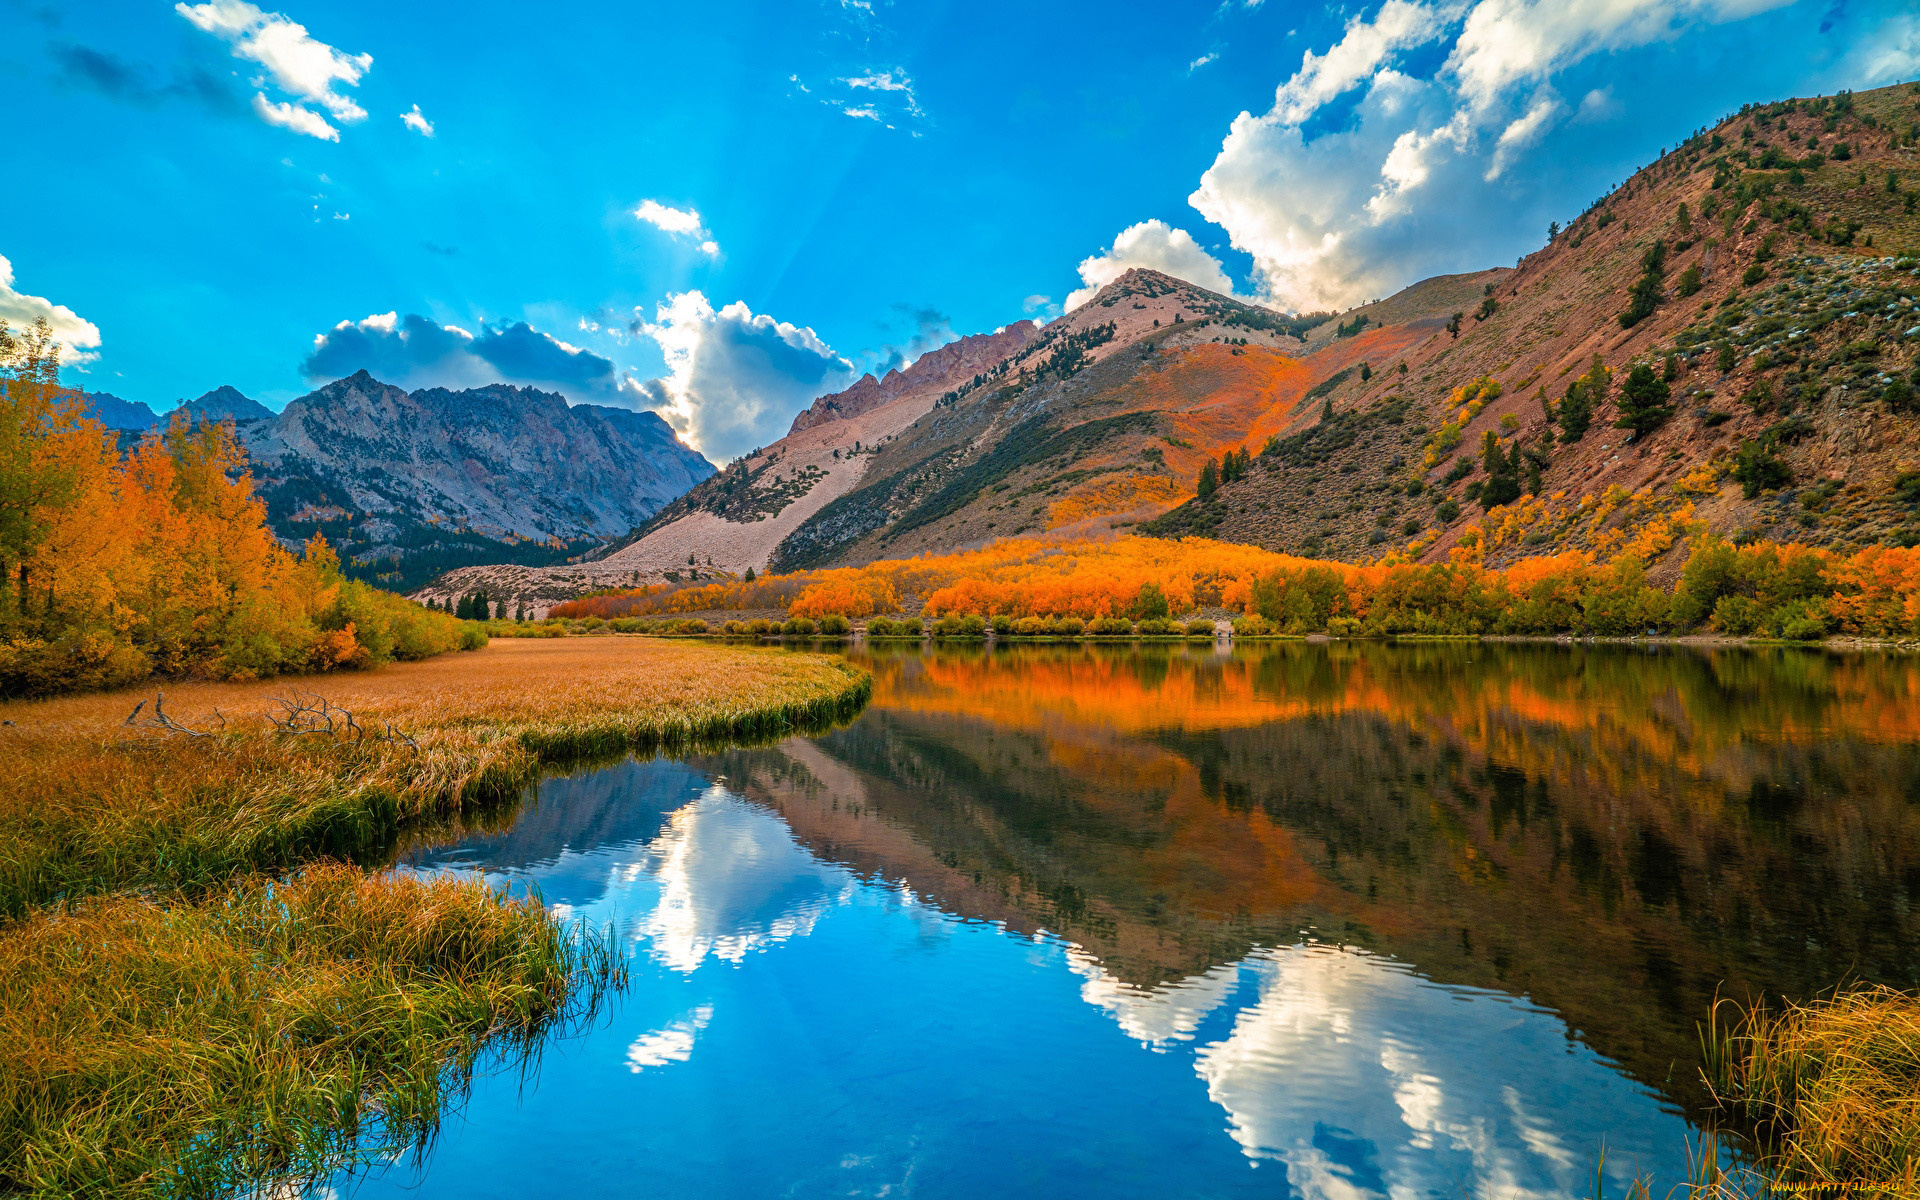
[1071,941,1680,1198]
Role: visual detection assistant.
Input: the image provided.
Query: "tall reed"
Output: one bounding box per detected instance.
[1704,987,1920,1193]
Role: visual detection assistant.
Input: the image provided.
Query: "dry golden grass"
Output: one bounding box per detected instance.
[1705,986,1920,1194]
[0,637,869,1197]
[0,638,872,916]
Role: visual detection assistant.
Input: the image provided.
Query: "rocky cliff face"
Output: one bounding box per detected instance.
[241,371,713,588]
[787,322,1039,434]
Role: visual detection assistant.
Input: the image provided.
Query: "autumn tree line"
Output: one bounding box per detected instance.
[549,528,1920,645]
[0,320,477,698]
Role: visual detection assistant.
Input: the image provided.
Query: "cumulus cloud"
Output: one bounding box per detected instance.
[1446,0,1794,110]
[0,254,102,365]
[633,292,854,461]
[253,92,336,139]
[400,104,433,136]
[1177,0,1794,312]
[1269,0,1451,125]
[634,200,720,256]
[1065,219,1237,311]
[300,312,653,407]
[177,1,372,138]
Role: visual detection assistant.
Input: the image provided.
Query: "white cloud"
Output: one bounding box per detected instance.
[634,200,720,256]
[1065,219,1236,311]
[0,254,102,365]
[1190,52,1219,71]
[400,104,433,136]
[1270,0,1452,125]
[1447,0,1793,110]
[634,291,855,460]
[1575,86,1619,121]
[252,92,336,140]
[178,1,371,134]
[302,311,659,411]
[843,105,881,121]
[1177,0,1793,313]
[840,68,923,118]
[1852,13,1920,85]
[1485,92,1559,179]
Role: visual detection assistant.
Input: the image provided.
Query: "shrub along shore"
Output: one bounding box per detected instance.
[0,638,871,1198]
[548,531,1920,647]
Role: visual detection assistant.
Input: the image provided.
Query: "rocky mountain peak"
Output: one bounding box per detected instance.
[788,321,1040,435]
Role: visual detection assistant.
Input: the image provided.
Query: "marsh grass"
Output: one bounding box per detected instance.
[0,639,872,917]
[0,864,621,1198]
[0,639,871,1197]
[1702,987,1920,1195]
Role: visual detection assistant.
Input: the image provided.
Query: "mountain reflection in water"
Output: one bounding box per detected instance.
[368,642,1920,1200]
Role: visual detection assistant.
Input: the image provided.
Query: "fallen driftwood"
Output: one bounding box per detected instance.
[266,690,419,753]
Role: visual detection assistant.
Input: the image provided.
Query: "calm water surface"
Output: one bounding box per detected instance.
[352,643,1920,1199]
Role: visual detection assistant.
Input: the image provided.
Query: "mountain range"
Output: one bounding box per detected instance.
[83,384,275,431]
[422,79,1920,612]
[82,373,714,591]
[87,81,1920,613]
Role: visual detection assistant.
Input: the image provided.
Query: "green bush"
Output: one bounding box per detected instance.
[1052,617,1085,637]
[679,618,709,635]
[1014,616,1046,636]
[991,615,1014,636]
[1090,616,1134,636]
[1137,618,1171,636]
[1185,618,1216,638]
[1132,583,1171,621]
[1713,594,1763,635]
[746,618,774,636]
[1771,601,1829,641]
[781,616,816,636]
[865,617,894,637]
[1232,615,1272,637]
[818,614,851,636]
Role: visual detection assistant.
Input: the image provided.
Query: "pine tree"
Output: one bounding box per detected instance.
[744,566,756,582]
[1478,431,1523,510]
[1558,359,1608,444]
[1197,459,1220,500]
[1615,362,1674,438]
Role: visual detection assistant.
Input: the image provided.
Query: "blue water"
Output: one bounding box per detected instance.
[338,643,1920,1198]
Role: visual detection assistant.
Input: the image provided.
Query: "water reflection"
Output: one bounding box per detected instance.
[360,642,1920,1199]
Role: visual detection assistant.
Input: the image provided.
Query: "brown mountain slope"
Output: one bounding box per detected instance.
[429,81,1920,612]
[1148,81,1920,568]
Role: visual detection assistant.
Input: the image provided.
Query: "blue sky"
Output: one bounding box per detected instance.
[2,0,1916,460]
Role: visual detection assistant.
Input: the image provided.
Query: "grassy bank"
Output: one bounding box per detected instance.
[0,638,871,1197]
[1704,986,1920,1194]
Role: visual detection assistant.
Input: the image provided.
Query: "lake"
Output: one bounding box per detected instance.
[351,641,1920,1199]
